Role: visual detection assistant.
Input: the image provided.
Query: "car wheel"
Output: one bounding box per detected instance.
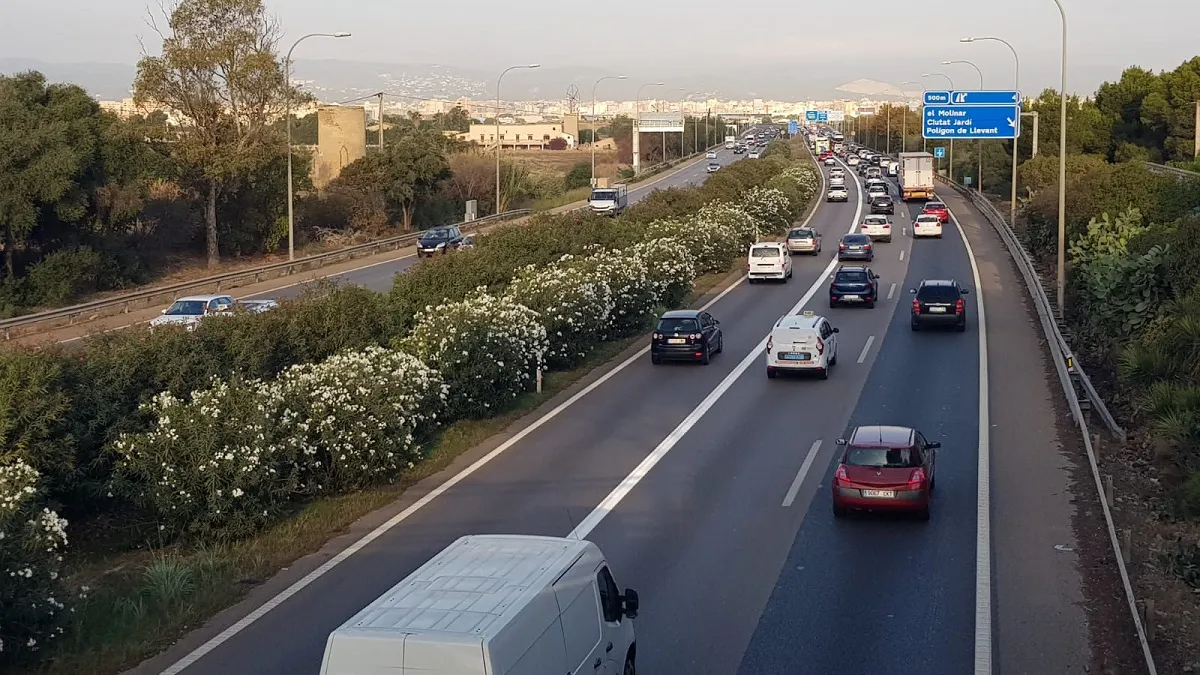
[916,504,931,521]
[701,346,711,365]
[833,502,848,518]
[956,321,967,332]
[829,350,838,366]
[866,299,875,309]
[650,354,662,365]
[818,367,829,380]
[829,298,837,309]
[624,652,636,675]
[911,319,920,331]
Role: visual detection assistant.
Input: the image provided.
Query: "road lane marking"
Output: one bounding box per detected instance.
[887,282,896,299]
[158,136,833,674]
[568,158,864,540]
[943,203,993,675]
[782,440,823,507]
[899,249,905,261]
[856,335,875,364]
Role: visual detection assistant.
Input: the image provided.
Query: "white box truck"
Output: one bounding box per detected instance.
[724,135,736,149]
[588,182,628,216]
[898,151,935,201]
[320,534,640,675]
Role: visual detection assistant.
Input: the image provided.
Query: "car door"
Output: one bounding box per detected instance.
[702,312,721,346]
[917,431,935,478]
[782,248,792,275]
[594,566,627,674]
[819,319,837,358]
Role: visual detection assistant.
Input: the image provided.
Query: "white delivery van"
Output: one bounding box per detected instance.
[747,242,793,283]
[765,310,839,380]
[320,535,640,675]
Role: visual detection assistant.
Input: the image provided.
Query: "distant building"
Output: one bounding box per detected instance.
[461,122,576,149]
[313,105,367,189]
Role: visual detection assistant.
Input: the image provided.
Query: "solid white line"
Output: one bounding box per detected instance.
[569,158,865,540]
[887,282,897,300]
[158,141,832,675]
[782,440,823,507]
[899,249,905,261]
[856,335,875,364]
[944,205,993,675]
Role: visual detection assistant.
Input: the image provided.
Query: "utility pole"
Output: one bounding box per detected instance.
[376,93,384,150]
[1195,102,1199,158]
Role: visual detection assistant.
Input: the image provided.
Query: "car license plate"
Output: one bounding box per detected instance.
[781,352,810,360]
[849,246,861,250]
[862,489,895,498]
[667,338,686,344]
[843,295,860,300]
[930,306,947,313]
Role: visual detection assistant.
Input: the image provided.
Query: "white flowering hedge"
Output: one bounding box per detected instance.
[111,347,446,540]
[644,217,738,275]
[633,237,697,309]
[778,165,821,199]
[505,261,614,370]
[568,249,658,338]
[402,289,548,419]
[695,201,760,250]
[739,186,795,236]
[0,459,70,663]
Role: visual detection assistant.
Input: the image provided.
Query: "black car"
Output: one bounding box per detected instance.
[650,309,724,365]
[910,279,970,331]
[837,233,874,261]
[870,194,895,214]
[416,225,466,257]
[829,265,880,308]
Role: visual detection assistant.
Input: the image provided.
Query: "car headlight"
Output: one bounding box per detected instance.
[435,242,446,249]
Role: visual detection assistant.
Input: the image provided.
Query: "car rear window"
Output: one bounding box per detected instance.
[846,446,921,468]
[788,229,814,239]
[751,246,781,258]
[864,217,887,224]
[926,202,946,209]
[917,285,960,302]
[835,271,869,283]
[916,214,940,223]
[873,195,891,201]
[657,317,699,332]
[842,234,869,244]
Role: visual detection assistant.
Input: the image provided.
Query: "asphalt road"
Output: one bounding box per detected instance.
[248,142,754,301]
[145,155,987,675]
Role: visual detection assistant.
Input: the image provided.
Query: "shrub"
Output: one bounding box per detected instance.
[739,186,795,235]
[564,161,592,191]
[696,201,759,250]
[505,262,614,370]
[568,248,657,338]
[776,165,821,201]
[0,459,71,665]
[633,237,697,308]
[621,187,709,225]
[644,217,738,275]
[24,246,117,307]
[401,290,548,419]
[0,350,72,495]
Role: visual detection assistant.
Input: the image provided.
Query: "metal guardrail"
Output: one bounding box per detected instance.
[935,173,1157,675]
[1143,161,1200,179]
[0,209,530,340]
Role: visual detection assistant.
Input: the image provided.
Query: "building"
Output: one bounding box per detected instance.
[461,122,576,149]
[313,105,367,189]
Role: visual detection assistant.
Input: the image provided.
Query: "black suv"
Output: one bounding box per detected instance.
[651,309,724,365]
[870,194,895,215]
[910,279,971,331]
[829,265,881,308]
[416,225,466,257]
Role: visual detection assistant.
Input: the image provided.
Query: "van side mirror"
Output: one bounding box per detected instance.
[622,588,639,619]
[909,288,917,294]
[832,327,839,333]
[926,441,942,449]
[835,438,847,445]
[960,288,970,294]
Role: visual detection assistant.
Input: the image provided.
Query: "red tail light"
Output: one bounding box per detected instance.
[746,263,751,270]
[955,298,965,314]
[815,338,825,355]
[882,224,890,229]
[907,468,927,489]
[835,465,849,483]
[839,244,846,250]
[912,299,920,313]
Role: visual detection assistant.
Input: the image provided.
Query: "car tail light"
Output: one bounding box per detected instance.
[882,224,890,228]
[835,465,849,484]
[746,263,751,270]
[839,244,846,250]
[955,298,965,314]
[907,468,927,489]
[912,299,920,313]
[815,338,825,355]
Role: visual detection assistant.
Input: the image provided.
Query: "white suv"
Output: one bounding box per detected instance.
[913,214,944,238]
[827,185,849,202]
[766,311,839,380]
[860,215,893,242]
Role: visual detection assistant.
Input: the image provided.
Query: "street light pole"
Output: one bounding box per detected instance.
[495,63,540,215]
[678,89,691,158]
[1052,0,1069,315]
[923,73,954,177]
[944,60,984,192]
[962,36,1021,228]
[285,31,351,261]
[633,82,664,176]
[900,80,923,153]
[590,74,626,187]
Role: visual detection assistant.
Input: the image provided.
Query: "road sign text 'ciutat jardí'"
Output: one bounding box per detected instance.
[921,90,1021,140]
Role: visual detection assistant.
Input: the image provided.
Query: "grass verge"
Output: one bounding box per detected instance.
[28,266,740,675]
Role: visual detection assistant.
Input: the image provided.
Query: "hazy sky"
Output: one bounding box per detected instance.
[2,0,1197,96]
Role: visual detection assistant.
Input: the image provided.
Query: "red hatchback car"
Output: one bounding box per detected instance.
[922,201,950,223]
[832,425,940,520]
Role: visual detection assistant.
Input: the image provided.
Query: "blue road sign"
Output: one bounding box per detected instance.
[947,90,1021,105]
[934,146,946,158]
[805,111,818,121]
[817,111,829,121]
[923,103,1021,140]
[924,91,951,105]
[788,120,799,135]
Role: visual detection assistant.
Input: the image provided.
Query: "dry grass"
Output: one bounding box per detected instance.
[509,148,621,178]
[25,268,738,675]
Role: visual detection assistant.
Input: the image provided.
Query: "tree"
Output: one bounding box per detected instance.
[332,131,451,230]
[134,0,295,268]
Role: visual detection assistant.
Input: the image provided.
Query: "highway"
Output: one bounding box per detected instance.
[246,143,752,301]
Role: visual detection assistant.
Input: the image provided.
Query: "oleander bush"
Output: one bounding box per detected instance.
[633,237,697,309]
[0,459,71,664]
[505,262,615,370]
[695,201,761,250]
[739,186,796,236]
[644,217,738,275]
[568,248,658,339]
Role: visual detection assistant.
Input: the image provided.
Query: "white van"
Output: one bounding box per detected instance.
[747,242,793,283]
[766,311,839,380]
[320,535,639,675]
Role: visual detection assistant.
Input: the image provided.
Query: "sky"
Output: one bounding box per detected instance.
[1,0,1198,98]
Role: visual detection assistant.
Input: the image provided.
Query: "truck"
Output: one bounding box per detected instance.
[725,134,736,149]
[587,180,628,215]
[814,137,831,155]
[898,151,935,201]
[149,294,279,331]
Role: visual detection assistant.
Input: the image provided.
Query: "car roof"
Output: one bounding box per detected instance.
[919,279,959,288]
[774,312,822,330]
[842,232,869,239]
[849,425,916,447]
[836,264,871,273]
[660,309,702,319]
[915,213,940,220]
[925,201,946,206]
[864,214,888,221]
[176,294,228,302]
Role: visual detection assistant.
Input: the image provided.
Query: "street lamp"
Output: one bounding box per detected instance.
[285,31,351,261]
[962,36,1022,229]
[633,82,665,175]
[495,63,540,214]
[900,80,925,153]
[678,88,694,159]
[590,74,626,187]
[943,60,984,192]
[923,72,955,177]
[1050,0,1069,315]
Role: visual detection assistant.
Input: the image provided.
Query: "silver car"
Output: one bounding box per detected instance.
[827,186,849,202]
[786,227,822,255]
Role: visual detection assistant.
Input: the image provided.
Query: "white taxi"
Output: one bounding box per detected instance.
[706,151,718,159]
[747,242,793,283]
[913,213,943,238]
[860,214,893,242]
[766,311,839,380]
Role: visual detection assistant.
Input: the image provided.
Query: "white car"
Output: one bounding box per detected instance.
[860,215,893,242]
[827,185,849,202]
[847,156,861,166]
[706,151,718,159]
[766,311,839,380]
[824,157,836,165]
[913,214,944,238]
[747,242,793,283]
[866,184,888,200]
[150,294,278,331]
[749,151,761,159]
[707,162,721,173]
[829,175,846,188]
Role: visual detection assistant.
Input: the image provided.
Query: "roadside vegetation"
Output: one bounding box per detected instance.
[0,133,819,673]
